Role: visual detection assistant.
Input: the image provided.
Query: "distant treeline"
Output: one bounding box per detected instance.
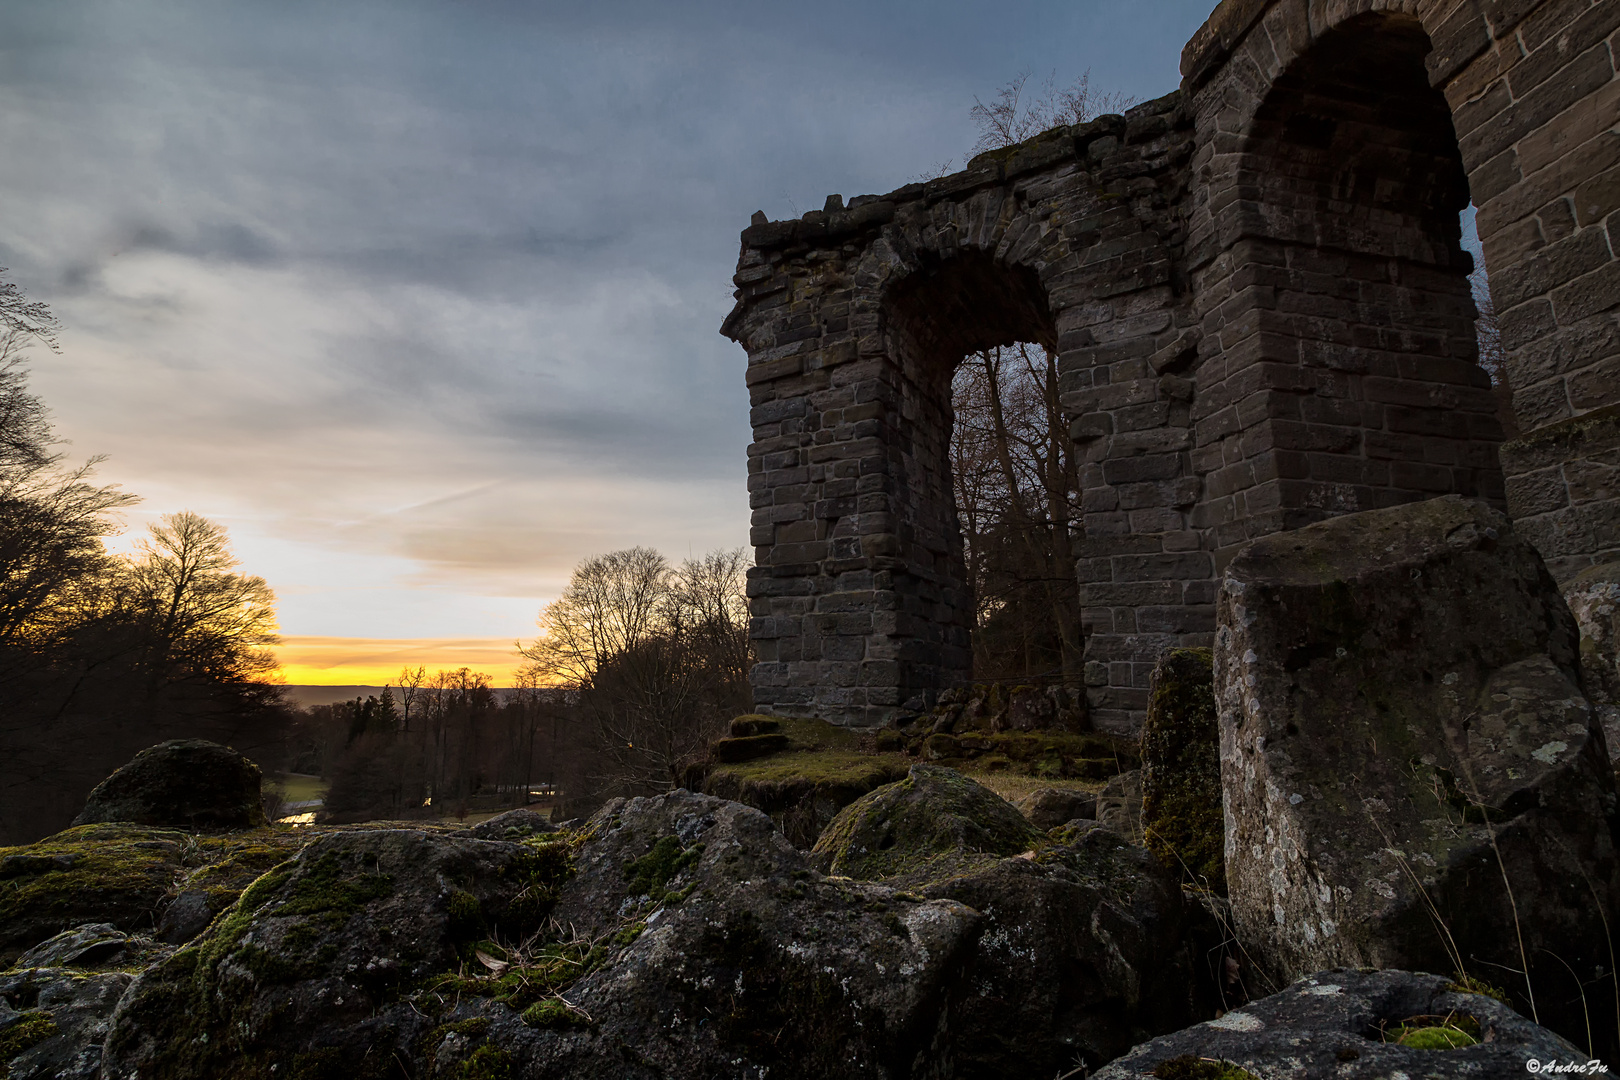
[308,546,753,824]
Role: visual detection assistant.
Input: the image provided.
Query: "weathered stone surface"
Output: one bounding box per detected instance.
[72,740,266,831]
[921,827,1211,1076]
[101,829,556,1078]
[11,923,167,971]
[1566,560,1620,760]
[0,825,187,967]
[1139,647,1223,889]
[1096,769,1144,843]
[527,791,981,1079]
[1216,495,1620,1054]
[0,966,135,1080]
[101,792,986,1079]
[458,808,558,842]
[1016,787,1098,829]
[810,764,1043,881]
[1093,969,1584,1079]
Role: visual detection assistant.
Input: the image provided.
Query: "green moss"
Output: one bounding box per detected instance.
[812,766,1043,883]
[278,852,393,919]
[497,836,577,932]
[1379,1012,1480,1050]
[1152,1056,1259,1080]
[521,998,590,1029]
[1395,1025,1477,1049]
[1447,973,1511,1004]
[458,1045,513,1080]
[447,890,484,942]
[0,824,189,958]
[0,1010,57,1070]
[1139,648,1225,891]
[624,836,702,901]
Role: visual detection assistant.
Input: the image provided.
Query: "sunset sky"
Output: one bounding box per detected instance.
[0,0,1215,685]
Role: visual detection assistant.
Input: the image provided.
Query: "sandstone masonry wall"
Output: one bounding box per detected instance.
[724,0,1620,731]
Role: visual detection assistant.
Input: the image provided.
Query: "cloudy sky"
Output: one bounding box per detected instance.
[0,0,1215,683]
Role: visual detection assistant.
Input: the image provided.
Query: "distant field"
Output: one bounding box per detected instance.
[275,773,329,804]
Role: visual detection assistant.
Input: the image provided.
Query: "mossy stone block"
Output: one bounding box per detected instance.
[710,734,791,763]
[811,764,1043,882]
[1139,648,1223,891]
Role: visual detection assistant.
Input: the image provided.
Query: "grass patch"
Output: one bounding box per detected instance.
[1376,1012,1480,1050]
[964,773,1104,804]
[275,774,329,804]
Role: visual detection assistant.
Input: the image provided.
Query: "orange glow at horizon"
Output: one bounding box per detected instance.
[274,636,530,686]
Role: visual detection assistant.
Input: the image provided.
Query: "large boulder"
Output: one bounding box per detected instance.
[1138,648,1223,890]
[1094,968,1584,1079]
[810,764,1044,881]
[1565,560,1620,760]
[921,827,1212,1075]
[73,740,266,831]
[101,792,985,1079]
[101,829,558,1078]
[0,966,136,1080]
[528,791,980,1079]
[1216,495,1620,1055]
[0,825,189,967]
[814,765,1214,1074]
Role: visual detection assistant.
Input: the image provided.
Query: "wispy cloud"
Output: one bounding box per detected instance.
[0,0,1212,640]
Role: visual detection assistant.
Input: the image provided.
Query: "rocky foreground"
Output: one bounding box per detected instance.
[0,749,1588,1079]
[6,494,1620,1077]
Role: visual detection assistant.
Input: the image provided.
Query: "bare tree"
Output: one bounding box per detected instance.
[0,273,135,651]
[123,511,280,685]
[970,69,1137,154]
[520,547,751,795]
[952,344,1083,682]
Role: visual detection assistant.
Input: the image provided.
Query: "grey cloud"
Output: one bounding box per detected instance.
[0,0,1214,634]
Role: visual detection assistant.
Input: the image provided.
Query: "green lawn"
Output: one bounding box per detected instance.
[274,773,329,804]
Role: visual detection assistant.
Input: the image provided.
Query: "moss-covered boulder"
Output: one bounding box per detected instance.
[1093,969,1582,1080]
[1014,787,1098,829]
[1,964,138,1080]
[811,764,1044,883]
[1139,648,1223,891]
[688,716,908,848]
[101,828,571,1079]
[0,824,191,967]
[73,740,267,831]
[1218,495,1620,1058]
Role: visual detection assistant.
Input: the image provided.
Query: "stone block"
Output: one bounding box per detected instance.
[1217,495,1620,1052]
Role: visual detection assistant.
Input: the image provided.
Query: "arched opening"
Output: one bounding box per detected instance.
[951,344,1083,683]
[882,251,1075,695]
[1200,11,1505,558]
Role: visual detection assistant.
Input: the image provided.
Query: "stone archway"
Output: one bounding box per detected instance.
[1186,10,1506,565]
[1183,0,1620,579]
[723,100,1205,730]
[725,0,1620,731]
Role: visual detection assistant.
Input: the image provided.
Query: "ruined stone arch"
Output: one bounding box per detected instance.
[1184,6,1506,563]
[726,0,1620,731]
[1183,0,1620,579]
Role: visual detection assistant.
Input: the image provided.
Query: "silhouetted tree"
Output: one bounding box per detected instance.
[521,547,751,796]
